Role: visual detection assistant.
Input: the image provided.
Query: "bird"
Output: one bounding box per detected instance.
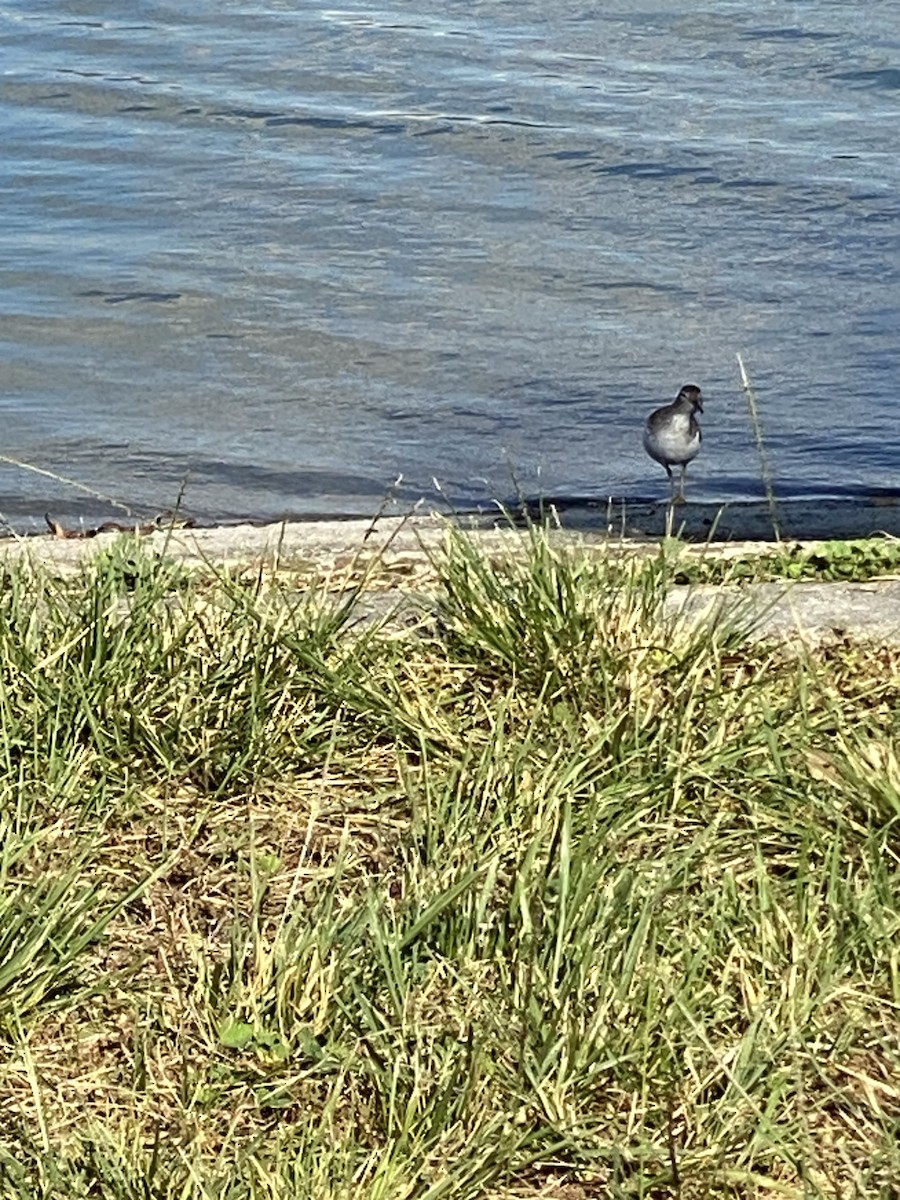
[643,384,704,504]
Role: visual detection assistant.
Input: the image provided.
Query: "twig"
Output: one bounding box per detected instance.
[0,452,136,516]
[736,353,781,541]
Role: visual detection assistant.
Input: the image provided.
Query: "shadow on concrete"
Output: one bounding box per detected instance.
[507,495,900,543]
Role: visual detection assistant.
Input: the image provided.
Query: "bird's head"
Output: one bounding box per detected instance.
[678,384,703,413]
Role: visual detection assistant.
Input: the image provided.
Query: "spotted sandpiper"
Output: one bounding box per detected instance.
[643,384,704,504]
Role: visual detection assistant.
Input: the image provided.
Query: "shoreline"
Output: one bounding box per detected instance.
[2,493,900,562]
[1,505,898,644]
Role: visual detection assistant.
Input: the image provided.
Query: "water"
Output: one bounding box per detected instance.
[1,1,899,530]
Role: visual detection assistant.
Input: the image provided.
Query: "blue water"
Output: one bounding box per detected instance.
[1,2,898,528]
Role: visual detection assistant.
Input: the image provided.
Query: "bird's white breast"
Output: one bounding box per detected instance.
[643,411,701,466]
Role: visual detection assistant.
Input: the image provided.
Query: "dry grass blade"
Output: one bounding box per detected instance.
[737,352,781,541]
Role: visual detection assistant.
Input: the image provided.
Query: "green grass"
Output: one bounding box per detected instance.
[669,535,900,585]
[0,528,898,1199]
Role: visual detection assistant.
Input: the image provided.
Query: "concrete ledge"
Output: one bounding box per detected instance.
[667,579,900,644]
[2,513,899,644]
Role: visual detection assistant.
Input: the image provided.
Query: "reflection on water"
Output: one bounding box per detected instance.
[0,1,898,528]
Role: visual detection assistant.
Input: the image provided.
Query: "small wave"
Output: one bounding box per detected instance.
[831,67,900,90]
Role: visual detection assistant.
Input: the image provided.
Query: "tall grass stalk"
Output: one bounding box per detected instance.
[737,352,781,541]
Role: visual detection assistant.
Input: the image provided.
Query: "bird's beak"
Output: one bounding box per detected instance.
[696,397,704,413]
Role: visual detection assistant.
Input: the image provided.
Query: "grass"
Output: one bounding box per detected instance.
[666,535,900,585]
[0,525,898,1198]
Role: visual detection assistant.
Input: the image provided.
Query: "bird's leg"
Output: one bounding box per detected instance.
[672,464,687,506]
[664,464,676,503]
[665,464,684,507]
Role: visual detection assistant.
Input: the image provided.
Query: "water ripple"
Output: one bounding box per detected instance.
[0,0,897,525]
